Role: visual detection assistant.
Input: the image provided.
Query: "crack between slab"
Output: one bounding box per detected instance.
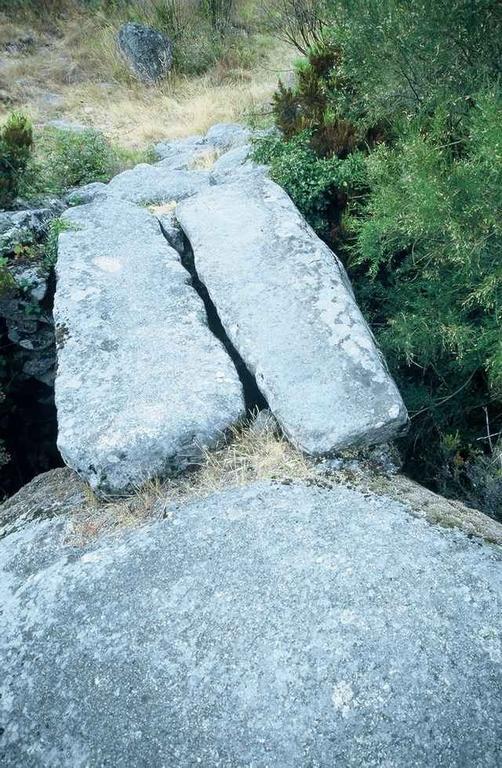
[158,220,268,414]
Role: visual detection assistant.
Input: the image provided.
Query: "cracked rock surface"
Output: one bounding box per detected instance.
[54,198,244,495]
[1,479,501,767]
[177,176,408,454]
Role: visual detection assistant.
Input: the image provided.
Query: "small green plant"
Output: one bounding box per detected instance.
[253,130,367,238]
[19,126,152,200]
[26,127,119,196]
[43,218,76,271]
[0,113,33,209]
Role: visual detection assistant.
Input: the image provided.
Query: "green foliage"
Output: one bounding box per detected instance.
[254,130,367,236]
[347,93,501,510]
[0,113,33,209]
[264,0,502,513]
[327,0,501,123]
[17,126,151,200]
[42,218,76,270]
[22,127,119,197]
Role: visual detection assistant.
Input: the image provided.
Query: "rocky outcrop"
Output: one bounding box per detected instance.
[106,163,210,205]
[154,123,252,163]
[117,22,173,84]
[0,198,64,256]
[54,198,244,496]
[1,475,501,766]
[177,176,408,454]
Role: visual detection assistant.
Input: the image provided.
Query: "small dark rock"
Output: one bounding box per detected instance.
[117,23,173,84]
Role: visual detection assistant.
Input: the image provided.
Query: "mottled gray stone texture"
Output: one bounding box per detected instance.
[106,163,209,204]
[54,199,244,495]
[117,22,173,83]
[177,177,408,454]
[205,122,252,150]
[1,481,501,767]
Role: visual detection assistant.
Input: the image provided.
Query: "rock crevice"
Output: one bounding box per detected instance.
[158,218,267,414]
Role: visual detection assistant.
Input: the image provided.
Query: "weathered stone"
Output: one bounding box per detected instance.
[107,163,209,205]
[155,134,204,158]
[54,198,244,496]
[154,135,208,169]
[177,177,408,454]
[156,209,186,255]
[65,181,107,206]
[0,201,64,256]
[1,479,501,766]
[117,22,173,84]
[0,467,84,534]
[205,122,252,151]
[211,142,251,173]
[46,119,89,133]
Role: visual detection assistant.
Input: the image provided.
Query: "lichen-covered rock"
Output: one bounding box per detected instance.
[54,198,244,496]
[0,199,64,256]
[1,479,501,766]
[154,135,208,169]
[117,22,173,84]
[177,176,408,454]
[65,181,107,206]
[106,163,209,205]
[205,122,252,151]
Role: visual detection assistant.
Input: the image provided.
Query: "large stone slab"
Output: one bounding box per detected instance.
[54,199,244,495]
[177,177,408,454]
[106,163,209,204]
[1,480,501,766]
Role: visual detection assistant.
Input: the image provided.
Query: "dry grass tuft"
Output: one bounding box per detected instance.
[148,201,178,216]
[69,419,314,545]
[188,147,221,170]
[167,420,313,502]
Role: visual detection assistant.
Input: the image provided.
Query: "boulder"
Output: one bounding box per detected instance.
[65,181,108,206]
[154,135,208,168]
[54,198,244,496]
[205,122,252,151]
[211,142,251,174]
[106,163,209,205]
[117,22,173,84]
[176,176,408,454]
[1,478,501,766]
[0,200,64,257]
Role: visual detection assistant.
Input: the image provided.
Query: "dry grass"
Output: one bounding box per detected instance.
[69,418,313,545]
[188,147,221,169]
[148,201,178,216]
[64,416,502,547]
[0,8,294,148]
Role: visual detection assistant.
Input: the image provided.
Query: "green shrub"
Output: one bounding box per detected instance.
[346,93,501,500]
[19,125,152,199]
[263,1,502,514]
[23,127,120,197]
[253,130,367,237]
[0,113,33,209]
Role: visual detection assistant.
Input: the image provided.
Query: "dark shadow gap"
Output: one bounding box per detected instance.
[159,221,268,414]
[0,269,62,499]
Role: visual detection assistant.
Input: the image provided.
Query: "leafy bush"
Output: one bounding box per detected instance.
[348,93,501,510]
[254,130,367,236]
[17,125,152,199]
[0,113,33,209]
[22,127,120,197]
[262,1,502,514]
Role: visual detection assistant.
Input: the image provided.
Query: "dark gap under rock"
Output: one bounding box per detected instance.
[0,268,62,499]
[159,221,268,414]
